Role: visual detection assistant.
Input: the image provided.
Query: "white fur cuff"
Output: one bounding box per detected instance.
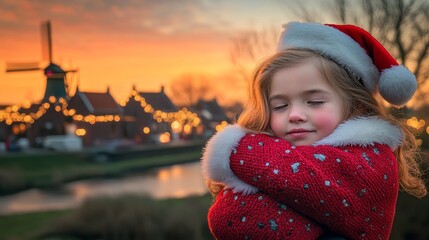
[201,124,258,194]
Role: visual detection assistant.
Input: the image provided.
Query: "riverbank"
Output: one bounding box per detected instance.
[0,141,204,196]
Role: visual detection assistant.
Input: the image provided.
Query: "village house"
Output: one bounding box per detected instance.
[67,87,123,147]
[0,99,71,150]
[122,86,180,144]
[193,98,231,139]
[0,84,232,151]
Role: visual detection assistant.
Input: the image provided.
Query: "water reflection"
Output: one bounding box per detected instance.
[0,161,207,215]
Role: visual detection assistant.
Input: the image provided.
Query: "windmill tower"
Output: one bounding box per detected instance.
[5,20,78,102]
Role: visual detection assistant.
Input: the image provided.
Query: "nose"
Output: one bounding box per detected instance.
[288,105,306,122]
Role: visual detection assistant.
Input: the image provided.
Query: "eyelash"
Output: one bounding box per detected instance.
[307,101,325,105]
[272,104,288,111]
[272,101,325,111]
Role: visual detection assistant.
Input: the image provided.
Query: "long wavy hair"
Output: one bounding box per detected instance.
[208,48,427,198]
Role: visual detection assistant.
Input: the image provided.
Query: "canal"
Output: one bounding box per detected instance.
[0,161,207,215]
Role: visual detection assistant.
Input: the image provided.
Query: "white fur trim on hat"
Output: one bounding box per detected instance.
[277,22,380,92]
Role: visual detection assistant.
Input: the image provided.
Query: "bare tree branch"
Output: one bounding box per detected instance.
[229,27,278,83]
[289,0,429,107]
[168,74,215,107]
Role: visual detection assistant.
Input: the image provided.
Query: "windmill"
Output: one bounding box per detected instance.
[5,20,78,102]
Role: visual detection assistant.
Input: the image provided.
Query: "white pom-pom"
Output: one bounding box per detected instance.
[379,65,417,106]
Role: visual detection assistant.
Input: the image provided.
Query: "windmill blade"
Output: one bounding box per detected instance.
[65,68,78,73]
[64,68,79,98]
[6,62,41,72]
[41,20,52,63]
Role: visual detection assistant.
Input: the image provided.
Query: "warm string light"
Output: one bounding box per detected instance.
[215,121,229,132]
[0,98,120,125]
[3,91,427,140]
[406,116,428,147]
[406,116,426,130]
[0,100,59,124]
[126,90,201,129]
[0,90,202,133]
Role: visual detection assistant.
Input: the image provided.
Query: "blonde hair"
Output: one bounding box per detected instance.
[208,48,427,198]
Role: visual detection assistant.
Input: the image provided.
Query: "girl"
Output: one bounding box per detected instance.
[202,22,427,239]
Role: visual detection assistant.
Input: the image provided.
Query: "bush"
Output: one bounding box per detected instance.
[37,194,213,240]
[0,168,25,193]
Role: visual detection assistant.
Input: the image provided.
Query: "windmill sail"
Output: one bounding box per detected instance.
[41,20,52,63]
[5,20,78,101]
[6,62,41,72]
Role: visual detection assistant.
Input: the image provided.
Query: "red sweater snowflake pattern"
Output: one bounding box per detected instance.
[209,188,324,239]
[203,118,402,240]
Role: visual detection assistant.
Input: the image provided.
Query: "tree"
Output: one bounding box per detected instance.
[229,27,279,84]
[290,0,429,107]
[228,0,429,107]
[168,74,214,107]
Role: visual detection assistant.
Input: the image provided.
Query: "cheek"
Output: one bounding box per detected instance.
[270,114,283,133]
[312,111,342,134]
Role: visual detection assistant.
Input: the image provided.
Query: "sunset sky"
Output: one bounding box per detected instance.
[0,0,319,106]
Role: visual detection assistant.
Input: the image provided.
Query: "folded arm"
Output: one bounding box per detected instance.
[202,118,402,238]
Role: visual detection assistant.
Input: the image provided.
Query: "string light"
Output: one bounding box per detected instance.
[215,121,229,132]
[75,128,86,136]
[0,89,202,136]
[143,127,150,134]
[406,116,426,130]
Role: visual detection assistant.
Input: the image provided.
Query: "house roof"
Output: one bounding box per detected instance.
[138,90,177,112]
[196,99,229,122]
[73,91,122,115]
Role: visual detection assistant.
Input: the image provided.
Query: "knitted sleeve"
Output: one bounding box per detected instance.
[208,189,324,239]
[230,133,399,239]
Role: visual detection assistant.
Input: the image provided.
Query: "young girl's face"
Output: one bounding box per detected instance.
[268,60,344,146]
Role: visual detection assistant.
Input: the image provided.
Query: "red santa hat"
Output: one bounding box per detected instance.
[276,22,417,106]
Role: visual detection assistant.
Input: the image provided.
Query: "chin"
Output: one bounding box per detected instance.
[288,137,321,146]
[288,140,311,146]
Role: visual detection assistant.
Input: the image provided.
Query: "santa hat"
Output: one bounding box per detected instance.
[276,22,417,106]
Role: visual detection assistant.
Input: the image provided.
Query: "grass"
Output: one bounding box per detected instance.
[0,209,72,240]
[0,194,214,240]
[0,145,203,195]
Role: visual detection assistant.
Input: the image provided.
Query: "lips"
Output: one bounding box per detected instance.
[286,128,314,137]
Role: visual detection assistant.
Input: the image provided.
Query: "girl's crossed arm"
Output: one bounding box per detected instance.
[229,133,398,239]
[202,119,402,239]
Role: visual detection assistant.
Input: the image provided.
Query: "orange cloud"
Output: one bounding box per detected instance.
[0,0,289,105]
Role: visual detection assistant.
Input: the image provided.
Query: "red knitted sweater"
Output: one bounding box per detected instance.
[209,187,324,239]
[202,118,402,240]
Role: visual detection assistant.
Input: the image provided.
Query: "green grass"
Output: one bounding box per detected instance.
[0,147,202,195]
[0,194,214,240]
[0,210,72,240]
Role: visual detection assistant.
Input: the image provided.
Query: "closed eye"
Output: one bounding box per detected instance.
[272,104,288,111]
[307,101,325,106]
